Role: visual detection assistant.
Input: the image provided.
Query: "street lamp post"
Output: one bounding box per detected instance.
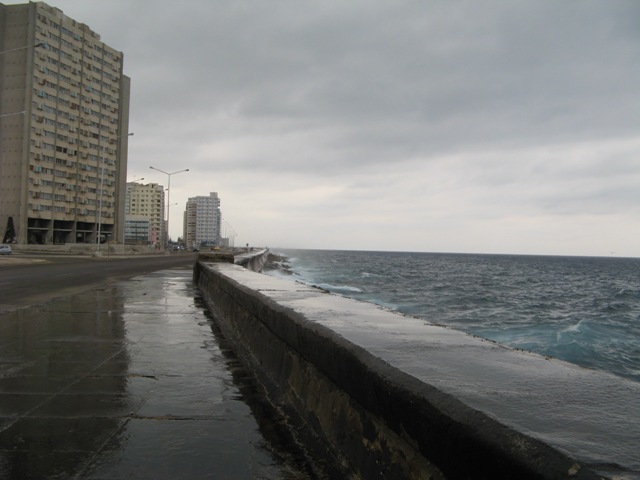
[149,166,189,249]
[0,44,44,117]
[97,132,133,250]
[0,112,26,243]
[0,111,25,118]
[0,42,44,56]
[0,43,44,244]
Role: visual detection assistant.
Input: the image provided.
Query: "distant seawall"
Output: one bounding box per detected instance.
[232,248,269,272]
[194,251,637,480]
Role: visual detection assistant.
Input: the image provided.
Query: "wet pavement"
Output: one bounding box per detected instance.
[0,267,316,479]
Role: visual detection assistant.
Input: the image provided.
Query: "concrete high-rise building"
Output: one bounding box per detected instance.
[0,2,130,245]
[124,182,164,245]
[184,192,221,249]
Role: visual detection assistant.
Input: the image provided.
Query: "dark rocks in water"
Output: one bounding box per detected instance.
[263,253,293,275]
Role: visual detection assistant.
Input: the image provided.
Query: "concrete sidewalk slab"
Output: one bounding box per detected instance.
[0,268,314,479]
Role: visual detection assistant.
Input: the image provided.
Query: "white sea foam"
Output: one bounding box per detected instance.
[316,283,363,294]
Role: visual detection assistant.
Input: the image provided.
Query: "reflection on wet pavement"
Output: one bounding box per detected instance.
[0,269,315,479]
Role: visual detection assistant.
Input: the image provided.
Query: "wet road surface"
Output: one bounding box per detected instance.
[0,266,317,479]
[0,253,198,314]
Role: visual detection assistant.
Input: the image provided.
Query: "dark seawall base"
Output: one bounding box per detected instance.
[194,255,634,479]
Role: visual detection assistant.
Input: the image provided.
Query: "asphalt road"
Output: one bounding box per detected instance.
[0,252,198,314]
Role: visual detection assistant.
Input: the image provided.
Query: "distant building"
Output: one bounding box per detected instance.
[124,182,164,245]
[184,192,221,248]
[0,2,130,244]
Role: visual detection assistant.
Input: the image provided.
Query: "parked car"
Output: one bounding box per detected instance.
[0,244,12,255]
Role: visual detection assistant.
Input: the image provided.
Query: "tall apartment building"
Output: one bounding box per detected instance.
[184,192,221,248]
[0,2,130,245]
[124,182,164,245]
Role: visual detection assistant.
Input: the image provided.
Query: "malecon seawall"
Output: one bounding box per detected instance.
[194,251,639,480]
[233,248,269,272]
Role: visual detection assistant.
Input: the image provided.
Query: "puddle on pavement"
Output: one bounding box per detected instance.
[0,268,321,479]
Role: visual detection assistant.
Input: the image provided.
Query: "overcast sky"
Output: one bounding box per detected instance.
[18,0,640,255]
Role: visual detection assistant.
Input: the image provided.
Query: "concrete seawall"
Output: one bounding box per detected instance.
[194,254,639,480]
[233,248,270,272]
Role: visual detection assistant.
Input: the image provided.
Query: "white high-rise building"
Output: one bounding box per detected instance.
[184,192,221,248]
[0,1,130,245]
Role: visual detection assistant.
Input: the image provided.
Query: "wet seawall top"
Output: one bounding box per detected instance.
[194,252,639,480]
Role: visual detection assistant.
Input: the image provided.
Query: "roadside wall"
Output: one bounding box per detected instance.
[194,259,606,480]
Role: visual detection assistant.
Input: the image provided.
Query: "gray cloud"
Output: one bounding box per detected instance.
[23,0,640,255]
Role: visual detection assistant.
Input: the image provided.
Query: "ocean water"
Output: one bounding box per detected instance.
[267,249,640,383]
